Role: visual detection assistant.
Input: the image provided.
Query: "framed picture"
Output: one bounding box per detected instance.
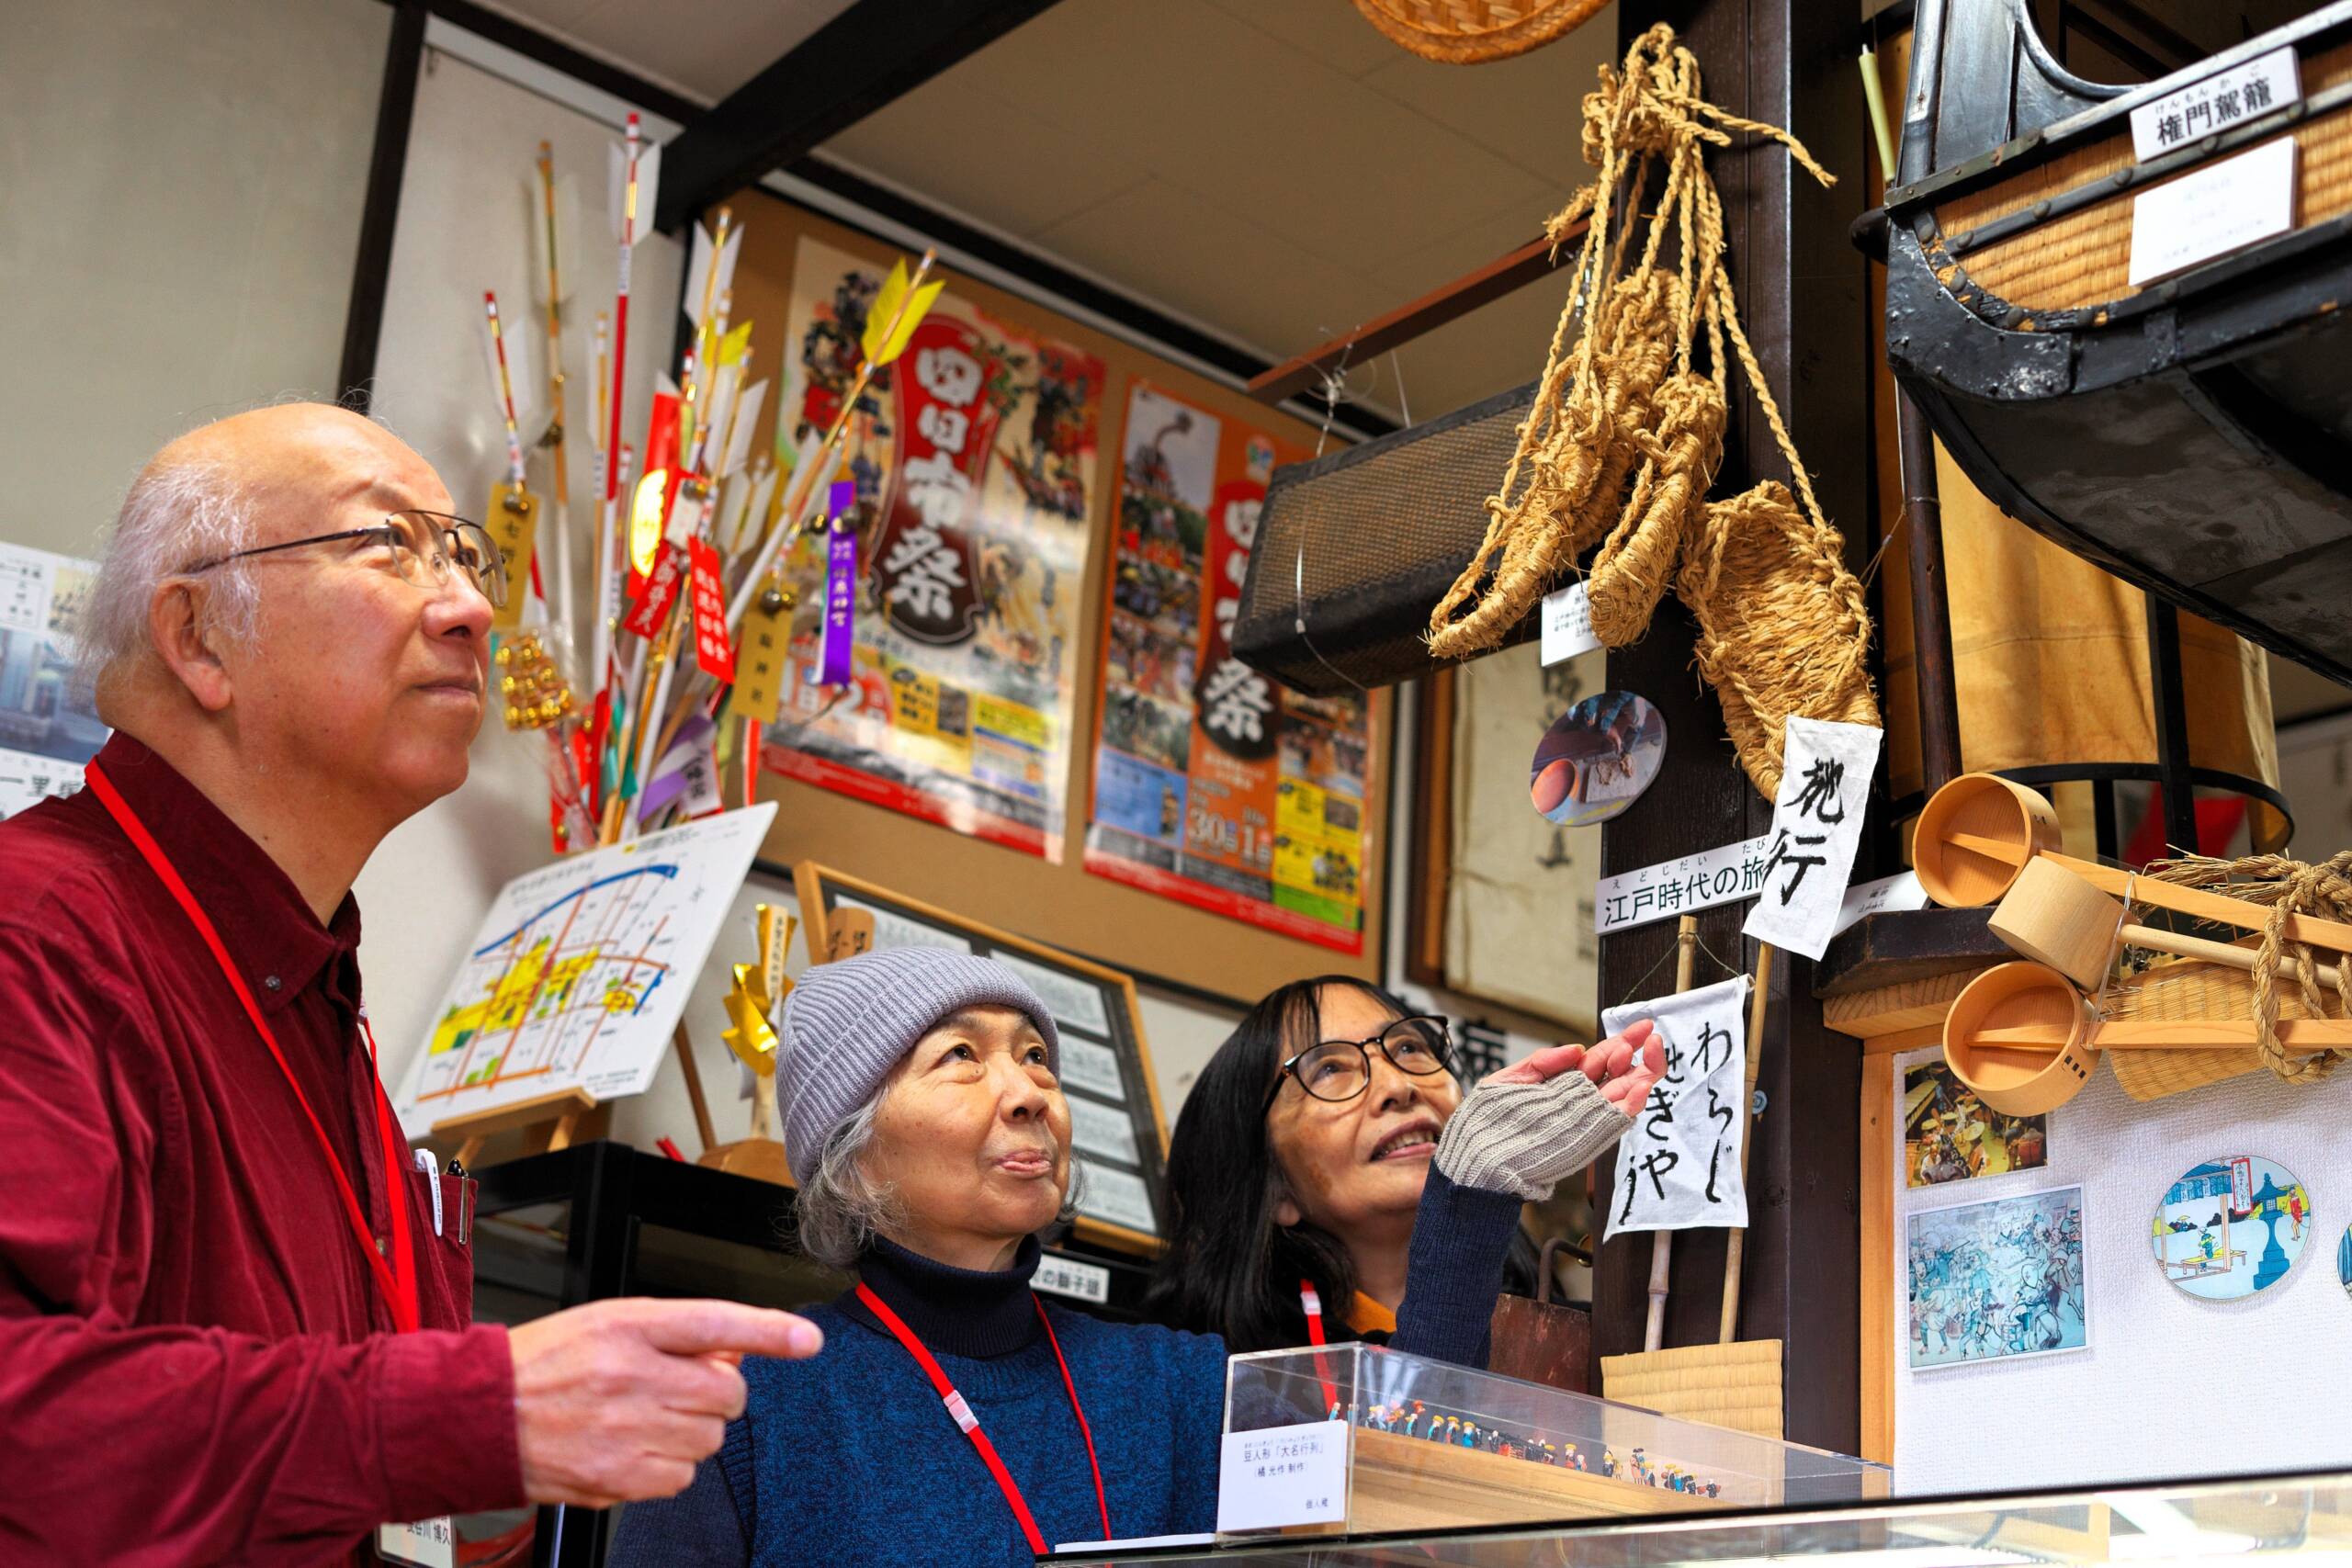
[1903,1060,2051,1189]
[1905,1183,2088,1371]
[794,862,1170,1258]
[1405,644,1604,1033]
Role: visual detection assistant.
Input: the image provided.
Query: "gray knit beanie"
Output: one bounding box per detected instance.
[778,946,1062,1185]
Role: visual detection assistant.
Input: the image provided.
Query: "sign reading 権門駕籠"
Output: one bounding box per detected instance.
[1594,833,1773,936]
[2129,44,2298,161]
[1601,976,1750,1236]
[1741,717,1882,961]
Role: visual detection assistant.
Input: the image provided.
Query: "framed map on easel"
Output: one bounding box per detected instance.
[793,862,1170,1258]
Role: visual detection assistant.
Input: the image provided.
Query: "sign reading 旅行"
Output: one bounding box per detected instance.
[1740,717,1882,962]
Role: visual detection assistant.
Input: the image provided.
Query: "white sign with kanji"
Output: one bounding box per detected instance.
[1601,975,1751,1237]
[1741,716,1882,961]
[1540,580,1600,666]
[1216,1421,1350,1534]
[2127,136,2299,288]
[2130,45,2298,162]
[1594,833,1773,936]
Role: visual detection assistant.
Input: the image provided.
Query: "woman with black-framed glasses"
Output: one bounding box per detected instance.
[1145,976,1661,1362]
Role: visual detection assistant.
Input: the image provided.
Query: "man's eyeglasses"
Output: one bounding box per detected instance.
[183,510,507,610]
[1263,1015,1454,1110]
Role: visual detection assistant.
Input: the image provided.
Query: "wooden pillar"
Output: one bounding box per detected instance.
[1592,0,1873,1455]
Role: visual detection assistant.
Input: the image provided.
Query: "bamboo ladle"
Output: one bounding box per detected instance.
[1989,858,2345,991]
[1916,773,2352,954]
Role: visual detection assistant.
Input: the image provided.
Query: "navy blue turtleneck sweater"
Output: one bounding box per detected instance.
[606,1168,1519,1565]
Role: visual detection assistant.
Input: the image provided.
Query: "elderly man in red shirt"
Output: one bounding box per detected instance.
[0,404,823,1565]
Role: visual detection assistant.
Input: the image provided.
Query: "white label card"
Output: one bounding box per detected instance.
[2130,44,2300,161]
[1741,718,1882,961]
[1074,1156,1157,1235]
[1595,834,1773,936]
[1216,1420,1350,1533]
[1068,1095,1141,1166]
[1034,1252,1112,1305]
[1058,1036,1125,1102]
[836,896,973,955]
[1540,581,1600,666]
[2128,137,2299,288]
[992,950,1112,1037]
[1832,869,1929,939]
[377,1519,456,1568]
[1601,976,1751,1237]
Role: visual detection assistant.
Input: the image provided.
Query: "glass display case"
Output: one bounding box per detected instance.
[1216,1344,1889,1540]
[1068,1469,2352,1566]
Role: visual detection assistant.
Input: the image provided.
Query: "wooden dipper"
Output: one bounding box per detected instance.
[1990,858,2346,991]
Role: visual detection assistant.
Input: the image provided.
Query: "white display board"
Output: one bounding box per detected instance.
[394,805,775,1122]
[1890,1046,2352,1495]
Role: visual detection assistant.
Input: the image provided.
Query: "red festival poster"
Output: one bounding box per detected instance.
[764,237,1102,858]
[1083,381,1372,953]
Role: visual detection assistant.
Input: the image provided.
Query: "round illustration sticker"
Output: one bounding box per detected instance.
[1530,692,1666,828]
[2151,1156,2312,1302]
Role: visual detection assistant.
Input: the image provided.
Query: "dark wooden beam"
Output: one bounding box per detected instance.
[653,0,1062,234]
[337,0,427,412]
[1246,226,1579,405]
[1591,0,1872,1456]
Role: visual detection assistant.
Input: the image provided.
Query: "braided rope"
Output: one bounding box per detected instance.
[2143,850,2352,1084]
[1426,22,1875,795]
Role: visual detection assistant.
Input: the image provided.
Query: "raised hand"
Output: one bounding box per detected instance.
[1435,1021,1668,1201]
[1486,1019,1665,1114]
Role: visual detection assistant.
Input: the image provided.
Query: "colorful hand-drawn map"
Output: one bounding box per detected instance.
[394,804,775,1122]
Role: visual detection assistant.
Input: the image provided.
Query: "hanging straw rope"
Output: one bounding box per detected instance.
[2142,850,2352,1085]
[1427,23,1877,797]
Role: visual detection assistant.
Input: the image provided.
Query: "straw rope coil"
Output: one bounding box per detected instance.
[1427,24,1876,797]
[1350,0,1611,64]
[2141,849,2352,1086]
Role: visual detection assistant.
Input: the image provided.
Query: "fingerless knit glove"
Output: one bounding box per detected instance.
[1433,1069,1632,1202]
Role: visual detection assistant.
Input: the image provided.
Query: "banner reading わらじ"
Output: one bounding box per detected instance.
[763,237,1104,858]
[1083,381,1372,953]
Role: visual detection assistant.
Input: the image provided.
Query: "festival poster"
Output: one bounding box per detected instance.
[1083,381,1372,954]
[763,236,1104,859]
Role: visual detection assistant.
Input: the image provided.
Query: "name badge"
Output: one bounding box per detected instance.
[377,1518,455,1568]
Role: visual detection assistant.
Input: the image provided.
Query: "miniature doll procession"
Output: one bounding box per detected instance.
[607,949,1665,1566]
[1330,1399,1726,1497]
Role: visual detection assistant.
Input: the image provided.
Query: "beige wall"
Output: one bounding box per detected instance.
[0,0,390,556]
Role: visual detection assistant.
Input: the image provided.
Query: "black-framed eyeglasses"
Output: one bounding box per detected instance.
[1263,1015,1454,1110]
[183,510,507,609]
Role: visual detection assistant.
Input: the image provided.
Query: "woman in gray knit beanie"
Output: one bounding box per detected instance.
[611,945,1659,1567]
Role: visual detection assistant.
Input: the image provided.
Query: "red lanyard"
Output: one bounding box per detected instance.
[1299,1281,1339,1413]
[85,763,421,1335]
[854,1280,1111,1552]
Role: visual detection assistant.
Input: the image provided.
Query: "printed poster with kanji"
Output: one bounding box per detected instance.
[762,236,1105,859]
[1082,381,1373,954]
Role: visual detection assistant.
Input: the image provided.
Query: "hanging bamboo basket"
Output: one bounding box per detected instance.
[1348,0,1609,63]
